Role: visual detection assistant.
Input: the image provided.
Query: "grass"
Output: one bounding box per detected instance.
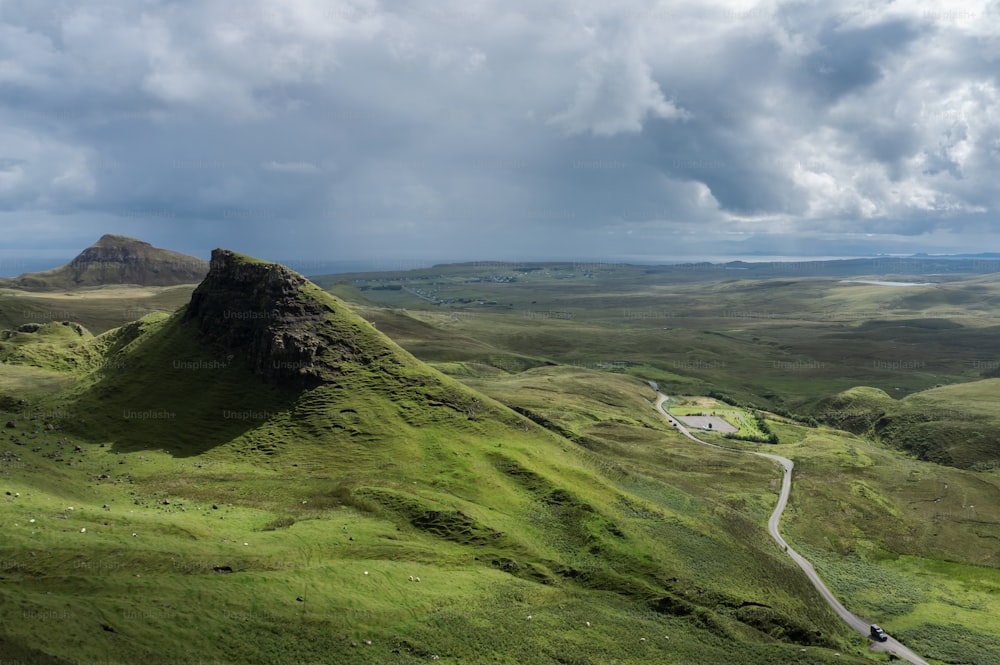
[313,261,1000,468]
[0,254,885,664]
[4,252,1000,663]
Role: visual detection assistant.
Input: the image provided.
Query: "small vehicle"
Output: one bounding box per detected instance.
[870,624,888,642]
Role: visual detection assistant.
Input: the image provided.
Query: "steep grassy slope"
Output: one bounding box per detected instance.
[0,251,874,664]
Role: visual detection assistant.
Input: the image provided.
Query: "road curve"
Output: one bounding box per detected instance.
[653,392,931,665]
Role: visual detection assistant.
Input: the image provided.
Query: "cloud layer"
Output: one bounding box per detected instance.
[2,0,1000,264]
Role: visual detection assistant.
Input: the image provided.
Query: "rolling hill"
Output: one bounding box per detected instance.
[0,249,871,663]
[818,382,1000,469]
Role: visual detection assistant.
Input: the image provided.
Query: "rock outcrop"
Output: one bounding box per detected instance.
[182,249,386,386]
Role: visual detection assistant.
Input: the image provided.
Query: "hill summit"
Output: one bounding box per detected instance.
[183,249,397,386]
[1,234,208,290]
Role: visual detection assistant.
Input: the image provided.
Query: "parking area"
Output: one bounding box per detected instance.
[676,415,738,433]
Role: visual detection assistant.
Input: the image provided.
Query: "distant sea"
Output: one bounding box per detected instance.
[0,256,74,278]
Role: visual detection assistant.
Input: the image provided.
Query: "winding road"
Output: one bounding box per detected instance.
[652,390,931,665]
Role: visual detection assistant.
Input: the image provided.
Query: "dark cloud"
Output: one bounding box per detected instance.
[1,0,999,265]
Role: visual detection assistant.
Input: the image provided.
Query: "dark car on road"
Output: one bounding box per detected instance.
[870,625,888,642]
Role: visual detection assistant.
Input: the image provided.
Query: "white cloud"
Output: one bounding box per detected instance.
[261,160,321,173]
[1,0,1000,259]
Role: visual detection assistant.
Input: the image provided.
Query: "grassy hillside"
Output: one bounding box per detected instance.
[770,422,1000,665]
[466,367,1000,664]
[0,253,879,664]
[0,284,196,334]
[308,263,1000,467]
[819,382,1000,469]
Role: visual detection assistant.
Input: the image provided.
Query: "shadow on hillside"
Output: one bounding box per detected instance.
[69,312,303,457]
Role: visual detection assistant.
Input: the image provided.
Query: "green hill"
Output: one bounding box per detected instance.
[817,382,1000,469]
[0,250,871,663]
[0,234,207,290]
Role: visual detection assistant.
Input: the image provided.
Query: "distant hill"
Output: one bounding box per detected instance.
[0,234,207,290]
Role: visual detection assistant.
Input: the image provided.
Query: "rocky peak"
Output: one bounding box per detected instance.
[182,249,341,386]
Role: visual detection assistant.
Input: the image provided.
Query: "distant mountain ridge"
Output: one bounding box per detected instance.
[0,234,207,290]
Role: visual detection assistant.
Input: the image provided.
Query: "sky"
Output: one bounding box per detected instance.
[2,0,1000,272]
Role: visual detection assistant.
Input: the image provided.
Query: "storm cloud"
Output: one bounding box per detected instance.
[2,0,1000,267]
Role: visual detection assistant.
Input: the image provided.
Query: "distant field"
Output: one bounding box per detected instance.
[318,261,1000,467]
[0,284,196,334]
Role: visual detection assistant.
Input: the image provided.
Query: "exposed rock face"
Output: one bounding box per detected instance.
[183,249,347,386]
[2,234,208,289]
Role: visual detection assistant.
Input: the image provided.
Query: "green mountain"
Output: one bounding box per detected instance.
[0,250,868,664]
[0,234,207,290]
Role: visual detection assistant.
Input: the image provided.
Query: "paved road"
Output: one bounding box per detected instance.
[653,393,931,665]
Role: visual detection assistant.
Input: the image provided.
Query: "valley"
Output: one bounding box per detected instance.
[0,251,998,664]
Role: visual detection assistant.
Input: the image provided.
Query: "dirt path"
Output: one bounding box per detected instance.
[653,392,931,665]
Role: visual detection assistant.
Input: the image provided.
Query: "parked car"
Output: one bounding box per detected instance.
[870,625,888,642]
